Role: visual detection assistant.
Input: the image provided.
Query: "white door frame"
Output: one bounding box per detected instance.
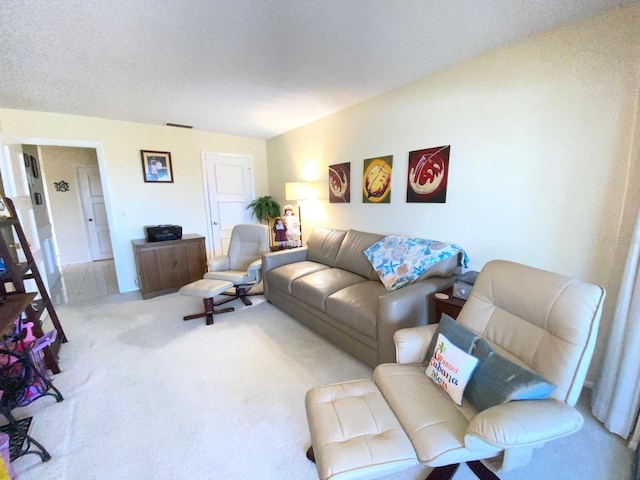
[201,151,255,261]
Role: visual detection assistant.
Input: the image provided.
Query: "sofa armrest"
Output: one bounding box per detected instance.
[465,399,584,449]
[394,324,437,364]
[262,248,309,298]
[377,276,455,364]
[262,247,309,273]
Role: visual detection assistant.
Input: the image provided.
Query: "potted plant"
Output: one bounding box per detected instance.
[246,196,281,225]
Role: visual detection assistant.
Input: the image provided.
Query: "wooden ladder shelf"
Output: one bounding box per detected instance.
[0,197,67,374]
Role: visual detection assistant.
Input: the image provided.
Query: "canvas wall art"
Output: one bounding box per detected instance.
[406,145,450,203]
[363,155,392,203]
[328,162,351,203]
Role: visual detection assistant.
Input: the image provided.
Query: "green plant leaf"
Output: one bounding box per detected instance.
[246,196,282,223]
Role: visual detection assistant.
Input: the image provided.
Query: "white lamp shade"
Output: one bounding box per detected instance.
[285,182,313,200]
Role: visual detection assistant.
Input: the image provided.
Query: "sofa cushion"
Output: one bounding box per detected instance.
[374,363,497,465]
[306,228,347,267]
[291,268,367,312]
[464,338,556,412]
[364,235,467,291]
[267,261,329,294]
[334,230,384,279]
[325,281,387,340]
[425,333,479,406]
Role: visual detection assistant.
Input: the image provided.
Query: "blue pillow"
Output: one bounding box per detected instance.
[425,313,480,362]
[464,338,556,412]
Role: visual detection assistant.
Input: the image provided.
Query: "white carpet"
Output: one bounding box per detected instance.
[10,292,634,480]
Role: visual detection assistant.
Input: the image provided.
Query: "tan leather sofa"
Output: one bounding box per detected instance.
[262,227,463,367]
[304,259,606,480]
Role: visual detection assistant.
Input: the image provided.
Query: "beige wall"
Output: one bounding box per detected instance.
[39,146,98,264]
[0,113,268,292]
[266,5,640,381]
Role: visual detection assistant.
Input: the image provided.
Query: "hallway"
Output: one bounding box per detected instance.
[50,259,120,305]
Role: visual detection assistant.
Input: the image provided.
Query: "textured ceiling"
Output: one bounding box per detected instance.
[0,0,634,139]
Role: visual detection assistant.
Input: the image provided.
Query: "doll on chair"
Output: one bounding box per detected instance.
[273,216,287,248]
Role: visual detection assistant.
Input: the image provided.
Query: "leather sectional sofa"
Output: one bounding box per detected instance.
[262,227,464,367]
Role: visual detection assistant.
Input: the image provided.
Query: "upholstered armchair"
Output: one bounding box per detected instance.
[204,224,270,306]
[305,259,605,480]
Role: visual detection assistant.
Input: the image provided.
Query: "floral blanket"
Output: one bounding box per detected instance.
[364,235,469,291]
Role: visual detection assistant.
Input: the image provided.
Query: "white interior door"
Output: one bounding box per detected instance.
[77,165,113,260]
[25,147,61,295]
[202,152,254,258]
[0,140,44,293]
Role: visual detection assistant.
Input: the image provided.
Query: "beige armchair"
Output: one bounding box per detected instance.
[204,224,270,306]
[305,259,605,480]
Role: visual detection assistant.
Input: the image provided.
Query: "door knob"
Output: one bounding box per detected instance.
[88,218,93,222]
[213,221,219,225]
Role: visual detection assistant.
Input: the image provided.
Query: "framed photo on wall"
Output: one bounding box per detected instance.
[30,155,39,179]
[140,150,174,183]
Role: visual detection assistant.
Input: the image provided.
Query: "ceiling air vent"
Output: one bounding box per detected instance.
[165,122,193,129]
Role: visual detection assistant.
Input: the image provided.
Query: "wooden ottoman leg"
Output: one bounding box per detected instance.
[203,297,234,325]
[204,297,215,325]
[306,446,316,463]
[425,464,461,480]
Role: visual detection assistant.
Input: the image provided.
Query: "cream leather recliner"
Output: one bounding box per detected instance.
[305,259,606,480]
[204,224,270,306]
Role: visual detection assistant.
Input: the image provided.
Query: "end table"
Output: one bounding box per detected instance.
[429,287,467,323]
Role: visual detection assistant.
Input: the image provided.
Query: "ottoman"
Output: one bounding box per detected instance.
[179,279,235,325]
[305,379,418,480]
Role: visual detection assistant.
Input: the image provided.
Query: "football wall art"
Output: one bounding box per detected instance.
[328,162,351,203]
[406,145,450,203]
[363,155,393,203]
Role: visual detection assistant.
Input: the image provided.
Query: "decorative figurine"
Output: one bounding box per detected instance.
[273,216,287,248]
[283,204,301,247]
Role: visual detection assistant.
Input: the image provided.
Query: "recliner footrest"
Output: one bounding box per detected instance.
[179,279,234,298]
[305,379,418,480]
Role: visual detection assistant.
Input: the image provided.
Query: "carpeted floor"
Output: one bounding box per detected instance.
[9,292,635,479]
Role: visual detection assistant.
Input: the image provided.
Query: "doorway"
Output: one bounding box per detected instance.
[36,146,112,265]
[0,137,118,304]
[24,145,114,303]
[39,147,115,304]
[201,152,255,259]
